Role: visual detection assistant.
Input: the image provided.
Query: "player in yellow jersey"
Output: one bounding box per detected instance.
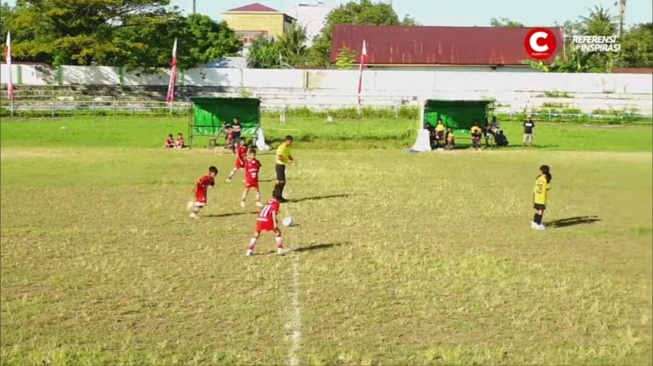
[274,135,294,202]
[532,165,552,230]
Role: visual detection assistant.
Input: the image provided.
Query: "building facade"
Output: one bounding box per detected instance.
[222,3,296,41]
[286,2,333,46]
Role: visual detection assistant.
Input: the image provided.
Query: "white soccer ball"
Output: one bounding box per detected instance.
[282,216,295,227]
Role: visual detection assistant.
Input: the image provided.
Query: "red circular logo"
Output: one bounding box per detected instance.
[524,28,557,60]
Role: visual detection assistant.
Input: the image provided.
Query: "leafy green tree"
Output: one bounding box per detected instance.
[334,46,357,69]
[490,17,524,27]
[308,0,416,67]
[4,0,241,70]
[617,22,653,67]
[247,35,282,69]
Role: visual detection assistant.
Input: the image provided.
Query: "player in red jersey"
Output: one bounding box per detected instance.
[240,148,263,208]
[226,140,249,182]
[186,166,218,219]
[246,193,289,256]
[164,134,175,148]
[175,133,185,149]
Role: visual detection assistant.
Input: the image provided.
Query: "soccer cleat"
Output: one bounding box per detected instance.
[277,248,289,256]
[226,178,231,182]
[534,224,546,231]
[190,212,199,219]
[240,201,246,208]
[531,221,537,228]
[255,201,264,207]
[246,250,254,256]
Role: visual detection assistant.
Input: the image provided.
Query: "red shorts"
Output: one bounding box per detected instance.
[235,159,245,169]
[256,220,276,232]
[245,180,259,189]
[195,192,207,205]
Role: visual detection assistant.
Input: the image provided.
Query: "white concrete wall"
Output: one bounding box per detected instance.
[1,65,652,114]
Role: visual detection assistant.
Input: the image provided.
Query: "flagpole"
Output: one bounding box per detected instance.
[5,31,15,116]
[357,39,367,106]
[166,38,178,114]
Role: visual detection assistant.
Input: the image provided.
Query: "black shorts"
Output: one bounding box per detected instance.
[533,203,546,210]
[275,164,286,182]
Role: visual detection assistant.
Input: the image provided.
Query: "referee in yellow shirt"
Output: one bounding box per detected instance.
[274,135,294,202]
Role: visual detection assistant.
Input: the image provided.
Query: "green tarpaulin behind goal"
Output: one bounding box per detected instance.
[423,100,493,133]
[188,97,261,148]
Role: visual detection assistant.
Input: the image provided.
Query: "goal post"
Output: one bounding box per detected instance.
[188,97,268,149]
[410,99,494,151]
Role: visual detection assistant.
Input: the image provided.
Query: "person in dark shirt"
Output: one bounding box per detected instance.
[231,117,243,153]
[523,115,535,148]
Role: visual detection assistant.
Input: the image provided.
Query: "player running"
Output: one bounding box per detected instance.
[531,164,552,230]
[246,193,289,256]
[241,148,264,208]
[186,166,218,219]
[226,140,248,182]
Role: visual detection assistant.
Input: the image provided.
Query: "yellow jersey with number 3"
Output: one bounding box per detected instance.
[533,174,551,205]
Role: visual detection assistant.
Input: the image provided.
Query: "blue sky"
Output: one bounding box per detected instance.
[4,0,652,27]
[182,0,652,27]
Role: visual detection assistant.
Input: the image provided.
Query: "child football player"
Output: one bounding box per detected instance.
[246,193,289,256]
[241,148,264,208]
[187,166,218,219]
[532,164,552,230]
[226,140,248,182]
[164,134,175,148]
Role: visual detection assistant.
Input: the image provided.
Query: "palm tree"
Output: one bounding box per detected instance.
[277,24,309,67]
[580,5,617,36]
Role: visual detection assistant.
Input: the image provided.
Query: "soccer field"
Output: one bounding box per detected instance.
[1,117,652,365]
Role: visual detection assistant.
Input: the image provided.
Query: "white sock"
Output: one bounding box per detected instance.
[248,237,257,250]
[275,236,284,249]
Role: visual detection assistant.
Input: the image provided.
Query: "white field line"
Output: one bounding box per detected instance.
[287,253,302,366]
[283,183,302,366]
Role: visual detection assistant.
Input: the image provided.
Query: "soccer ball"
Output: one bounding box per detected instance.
[282,216,295,227]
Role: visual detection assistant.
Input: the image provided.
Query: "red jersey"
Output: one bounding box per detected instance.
[236,145,248,163]
[244,159,262,183]
[165,137,174,147]
[257,199,280,223]
[195,174,215,195]
[176,137,184,147]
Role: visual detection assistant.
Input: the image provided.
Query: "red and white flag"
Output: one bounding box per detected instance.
[357,39,367,105]
[4,31,14,102]
[166,38,178,104]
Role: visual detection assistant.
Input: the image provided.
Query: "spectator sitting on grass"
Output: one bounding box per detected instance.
[445,128,455,150]
[175,133,185,149]
[164,134,175,148]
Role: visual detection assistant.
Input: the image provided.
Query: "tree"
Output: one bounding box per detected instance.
[617,22,653,67]
[247,35,282,69]
[490,17,524,27]
[4,0,242,70]
[334,46,356,69]
[308,0,416,67]
[276,24,309,67]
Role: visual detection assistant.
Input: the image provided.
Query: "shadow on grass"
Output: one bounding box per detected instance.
[206,211,257,218]
[293,241,350,253]
[545,215,600,228]
[288,194,351,203]
[258,242,350,256]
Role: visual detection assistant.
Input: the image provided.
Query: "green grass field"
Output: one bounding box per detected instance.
[1,117,652,365]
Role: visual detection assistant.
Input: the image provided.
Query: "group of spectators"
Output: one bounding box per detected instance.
[427,116,513,151]
[163,116,245,152]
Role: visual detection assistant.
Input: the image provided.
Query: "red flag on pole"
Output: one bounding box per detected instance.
[166,38,178,104]
[357,39,367,105]
[5,31,14,102]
